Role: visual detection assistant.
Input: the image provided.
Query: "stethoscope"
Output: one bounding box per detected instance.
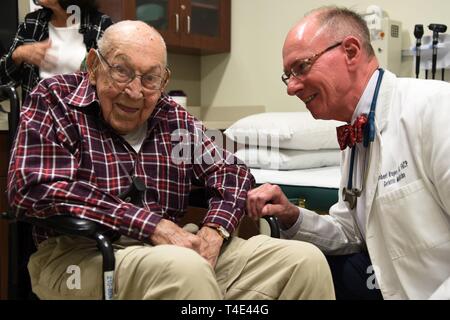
[343,68,384,209]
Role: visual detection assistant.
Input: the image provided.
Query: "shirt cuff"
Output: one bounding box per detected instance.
[118,204,163,242]
[280,207,303,239]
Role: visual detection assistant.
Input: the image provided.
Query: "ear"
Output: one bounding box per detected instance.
[86,48,99,85]
[342,36,363,70]
[161,67,171,92]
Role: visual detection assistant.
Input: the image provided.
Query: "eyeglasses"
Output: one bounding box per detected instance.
[95,50,169,91]
[281,42,342,85]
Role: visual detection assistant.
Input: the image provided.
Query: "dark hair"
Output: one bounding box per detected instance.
[313,6,375,57]
[58,0,99,13]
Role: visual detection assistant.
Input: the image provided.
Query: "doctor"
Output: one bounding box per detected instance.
[247,6,450,300]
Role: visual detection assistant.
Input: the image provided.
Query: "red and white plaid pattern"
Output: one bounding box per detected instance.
[8,72,254,244]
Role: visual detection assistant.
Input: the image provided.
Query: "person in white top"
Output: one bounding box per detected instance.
[247,6,450,300]
[0,0,112,102]
[39,18,87,79]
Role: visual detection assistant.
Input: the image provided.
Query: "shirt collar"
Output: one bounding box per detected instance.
[351,69,380,124]
[148,93,171,128]
[64,72,99,107]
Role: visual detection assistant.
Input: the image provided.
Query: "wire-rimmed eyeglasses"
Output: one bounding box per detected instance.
[281,42,342,85]
[95,50,169,91]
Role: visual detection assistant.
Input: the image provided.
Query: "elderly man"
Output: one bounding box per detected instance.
[247,7,450,300]
[8,20,334,300]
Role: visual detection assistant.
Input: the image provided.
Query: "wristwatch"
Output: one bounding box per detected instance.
[205,223,231,241]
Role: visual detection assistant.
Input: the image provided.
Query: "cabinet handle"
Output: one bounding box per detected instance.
[175,13,180,32]
[187,15,191,34]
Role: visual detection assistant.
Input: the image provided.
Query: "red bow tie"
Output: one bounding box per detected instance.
[336,115,368,150]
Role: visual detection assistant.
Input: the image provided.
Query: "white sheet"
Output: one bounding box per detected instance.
[250,166,341,189]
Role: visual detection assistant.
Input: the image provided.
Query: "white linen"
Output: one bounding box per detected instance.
[250,166,341,189]
[235,148,340,170]
[224,112,343,150]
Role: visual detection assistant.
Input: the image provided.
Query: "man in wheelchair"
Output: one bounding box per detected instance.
[7,20,334,300]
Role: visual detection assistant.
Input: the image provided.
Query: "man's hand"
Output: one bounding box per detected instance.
[247,183,300,229]
[196,226,223,268]
[150,219,202,253]
[12,40,56,69]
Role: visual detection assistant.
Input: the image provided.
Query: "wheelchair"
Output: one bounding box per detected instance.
[0,84,280,300]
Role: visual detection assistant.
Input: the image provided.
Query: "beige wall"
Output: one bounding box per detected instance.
[166,53,201,106]
[200,0,450,112]
[18,0,450,111]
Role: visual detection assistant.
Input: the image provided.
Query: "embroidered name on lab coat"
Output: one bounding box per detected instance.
[378,160,409,188]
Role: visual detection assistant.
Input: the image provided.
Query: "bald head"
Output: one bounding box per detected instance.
[281,6,379,123]
[98,20,167,66]
[284,6,374,58]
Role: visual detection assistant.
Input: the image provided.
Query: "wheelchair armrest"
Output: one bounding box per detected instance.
[24,215,115,278]
[24,215,104,238]
[262,216,281,238]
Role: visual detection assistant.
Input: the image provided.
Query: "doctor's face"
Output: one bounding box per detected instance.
[282,19,351,122]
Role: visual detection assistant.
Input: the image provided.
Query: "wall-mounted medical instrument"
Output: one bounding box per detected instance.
[428,23,448,80]
[363,5,402,76]
[409,27,450,80]
[414,25,424,79]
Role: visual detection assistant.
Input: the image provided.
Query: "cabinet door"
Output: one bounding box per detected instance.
[100,0,230,54]
[97,0,136,22]
[179,0,230,53]
[135,0,180,47]
[135,0,230,54]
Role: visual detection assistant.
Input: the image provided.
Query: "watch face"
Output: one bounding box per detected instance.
[205,223,230,239]
[218,226,230,239]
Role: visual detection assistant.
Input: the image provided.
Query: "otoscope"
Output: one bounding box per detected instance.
[414,25,424,79]
[428,23,447,80]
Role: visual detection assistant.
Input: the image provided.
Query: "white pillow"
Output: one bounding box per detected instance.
[235,147,341,170]
[224,112,343,150]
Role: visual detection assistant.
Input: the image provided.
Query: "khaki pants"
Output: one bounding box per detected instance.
[28,235,335,300]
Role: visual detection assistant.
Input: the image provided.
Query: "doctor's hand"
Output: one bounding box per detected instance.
[150,219,202,253]
[247,184,300,229]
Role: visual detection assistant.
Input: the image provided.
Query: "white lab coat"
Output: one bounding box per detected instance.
[291,70,450,299]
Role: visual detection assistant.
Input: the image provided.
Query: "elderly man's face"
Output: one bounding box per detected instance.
[91,38,167,135]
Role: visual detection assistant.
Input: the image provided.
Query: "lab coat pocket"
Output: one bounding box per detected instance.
[374,179,450,259]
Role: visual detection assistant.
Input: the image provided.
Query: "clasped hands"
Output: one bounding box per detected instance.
[150,183,299,268]
[151,219,223,268]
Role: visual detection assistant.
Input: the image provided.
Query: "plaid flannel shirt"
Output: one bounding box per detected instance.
[7,72,255,244]
[0,8,113,103]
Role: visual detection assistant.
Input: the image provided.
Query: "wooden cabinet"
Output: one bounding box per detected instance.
[98,0,230,55]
